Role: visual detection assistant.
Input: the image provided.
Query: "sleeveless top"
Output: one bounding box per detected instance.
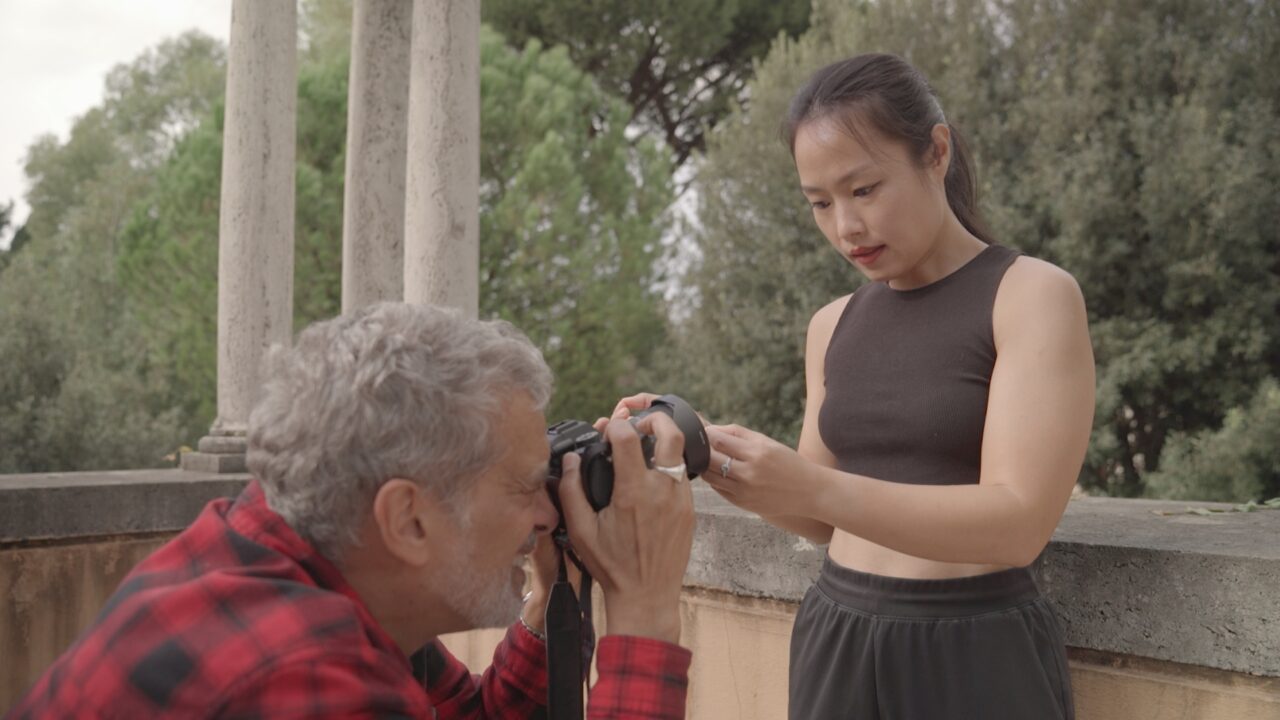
[818,244,1020,485]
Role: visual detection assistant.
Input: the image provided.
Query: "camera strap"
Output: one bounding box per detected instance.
[546,536,595,720]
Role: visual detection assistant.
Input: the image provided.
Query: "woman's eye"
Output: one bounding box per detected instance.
[853,183,879,198]
[809,200,830,210]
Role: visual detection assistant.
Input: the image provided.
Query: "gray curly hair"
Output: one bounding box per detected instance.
[246,302,553,560]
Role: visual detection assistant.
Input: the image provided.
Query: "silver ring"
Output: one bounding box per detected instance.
[653,462,688,482]
[720,457,733,478]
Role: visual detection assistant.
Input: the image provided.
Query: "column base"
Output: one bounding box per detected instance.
[181,434,248,474]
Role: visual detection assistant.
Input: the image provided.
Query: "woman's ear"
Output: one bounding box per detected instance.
[928,123,952,182]
[372,478,449,567]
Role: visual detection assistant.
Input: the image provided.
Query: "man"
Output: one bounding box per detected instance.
[9,303,695,718]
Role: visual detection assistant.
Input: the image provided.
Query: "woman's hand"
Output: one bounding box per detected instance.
[608,392,664,420]
[704,424,823,518]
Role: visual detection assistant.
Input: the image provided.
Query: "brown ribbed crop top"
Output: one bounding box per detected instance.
[817,244,1020,486]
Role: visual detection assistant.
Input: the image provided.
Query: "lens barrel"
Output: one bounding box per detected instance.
[545,394,709,511]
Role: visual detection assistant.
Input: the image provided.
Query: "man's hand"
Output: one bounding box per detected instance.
[555,414,695,644]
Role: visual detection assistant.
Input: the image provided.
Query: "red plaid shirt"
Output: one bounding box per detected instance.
[8,481,691,719]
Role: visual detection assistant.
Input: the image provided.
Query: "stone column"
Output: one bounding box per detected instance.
[403,0,480,318]
[183,0,297,473]
[341,0,411,313]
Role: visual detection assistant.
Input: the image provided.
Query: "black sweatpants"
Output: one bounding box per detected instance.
[789,555,1074,720]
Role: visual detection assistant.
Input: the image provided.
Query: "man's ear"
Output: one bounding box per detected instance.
[371,478,451,567]
[928,123,952,182]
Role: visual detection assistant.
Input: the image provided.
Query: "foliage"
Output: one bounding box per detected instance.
[674,0,1280,497]
[0,32,225,471]
[301,0,810,167]
[118,47,352,439]
[0,201,29,273]
[484,0,810,165]
[117,24,673,434]
[478,27,673,421]
[1144,378,1280,502]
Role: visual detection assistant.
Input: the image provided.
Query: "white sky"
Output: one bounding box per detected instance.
[0,0,233,246]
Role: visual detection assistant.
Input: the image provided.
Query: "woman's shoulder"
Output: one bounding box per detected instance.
[809,293,854,333]
[995,254,1088,340]
[1000,254,1084,306]
[806,293,855,354]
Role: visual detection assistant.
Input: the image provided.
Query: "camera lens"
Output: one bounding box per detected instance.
[545,395,710,513]
[631,395,711,479]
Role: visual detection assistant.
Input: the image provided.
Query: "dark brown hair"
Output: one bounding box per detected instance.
[784,53,993,244]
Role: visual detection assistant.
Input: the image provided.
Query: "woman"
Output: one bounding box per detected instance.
[616,53,1094,718]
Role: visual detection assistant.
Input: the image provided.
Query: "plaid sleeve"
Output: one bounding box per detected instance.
[423,622,548,719]
[216,649,434,718]
[588,636,692,719]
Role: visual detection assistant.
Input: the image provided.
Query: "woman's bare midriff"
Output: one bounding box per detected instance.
[827,528,1012,579]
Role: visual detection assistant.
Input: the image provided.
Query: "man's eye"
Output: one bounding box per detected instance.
[810,200,830,210]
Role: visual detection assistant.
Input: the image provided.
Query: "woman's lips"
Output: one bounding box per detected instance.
[850,245,885,266]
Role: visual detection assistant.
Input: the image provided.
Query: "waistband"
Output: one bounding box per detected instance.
[816,553,1041,618]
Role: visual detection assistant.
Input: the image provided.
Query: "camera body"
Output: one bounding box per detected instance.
[546,394,709,512]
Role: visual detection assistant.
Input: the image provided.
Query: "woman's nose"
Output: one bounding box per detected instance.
[835,202,865,244]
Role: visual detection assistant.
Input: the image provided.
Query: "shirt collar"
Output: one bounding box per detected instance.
[226,480,414,667]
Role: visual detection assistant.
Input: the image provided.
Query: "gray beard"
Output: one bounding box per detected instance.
[434,535,529,629]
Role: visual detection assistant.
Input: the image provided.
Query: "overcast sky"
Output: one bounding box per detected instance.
[0,0,233,246]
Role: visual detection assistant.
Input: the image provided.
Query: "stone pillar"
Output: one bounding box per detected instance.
[183,0,297,473]
[341,0,411,313]
[403,0,480,318]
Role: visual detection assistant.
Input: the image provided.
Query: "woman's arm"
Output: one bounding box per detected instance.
[708,259,1095,566]
[751,297,847,544]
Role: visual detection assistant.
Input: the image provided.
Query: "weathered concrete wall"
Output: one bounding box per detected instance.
[0,470,247,709]
[1,536,171,707]
[1069,649,1280,720]
[685,486,1280,677]
[441,487,1280,718]
[442,588,1280,719]
[4,470,1279,717]
[0,470,248,542]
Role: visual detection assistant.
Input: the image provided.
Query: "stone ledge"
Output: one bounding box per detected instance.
[0,469,249,544]
[687,486,1280,678]
[1,471,1275,677]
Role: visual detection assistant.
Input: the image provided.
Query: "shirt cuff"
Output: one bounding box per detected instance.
[494,621,548,701]
[593,636,692,719]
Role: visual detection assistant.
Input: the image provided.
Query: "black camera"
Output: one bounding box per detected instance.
[545,394,710,511]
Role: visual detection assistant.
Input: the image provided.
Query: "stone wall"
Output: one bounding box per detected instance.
[0,470,245,708]
[3,470,1279,717]
[448,486,1280,718]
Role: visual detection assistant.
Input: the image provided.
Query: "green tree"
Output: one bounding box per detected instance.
[0,201,29,274]
[478,27,673,421]
[119,50,351,436]
[1143,378,1280,502]
[484,0,811,165]
[119,25,673,430]
[301,0,810,167]
[673,0,1280,498]
[0,32,225,471]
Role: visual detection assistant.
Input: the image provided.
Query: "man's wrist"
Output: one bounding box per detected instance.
[604,596,681,644]
[520,590,548,638]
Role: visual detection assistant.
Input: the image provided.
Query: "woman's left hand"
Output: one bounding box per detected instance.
[704,424,821,518]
